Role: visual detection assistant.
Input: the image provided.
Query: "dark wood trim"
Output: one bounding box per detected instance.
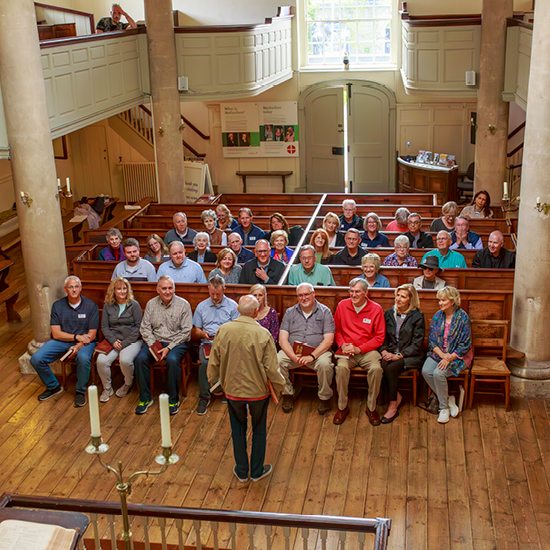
[174,6,293,34]
[182,140,206,158]
[1,493,386,535]
[39,27,144,48]
[507,142,524,158]
[507,17,534,30]
[400,3,481,26]
[53,135,68,160]
[508,121,525,140]
[182,115,210,140]
[35,2,95,34]
[140,105,152,117]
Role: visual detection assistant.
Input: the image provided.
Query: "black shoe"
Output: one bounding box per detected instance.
[74,393,86,408]
[38,386,63,402]
[251,464,272,482]
[318,399,331,416]
[281,395,294,413]
[169,402,179,415]
[196,399,210,415]
[381,410,399,424]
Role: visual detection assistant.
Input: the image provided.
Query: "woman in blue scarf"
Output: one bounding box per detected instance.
[422,287,472,424]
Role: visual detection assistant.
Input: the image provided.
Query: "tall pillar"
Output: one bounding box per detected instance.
[473,0,513,201]
[509,1,550,379]
[144,0,187,203]
[0,0,68,351]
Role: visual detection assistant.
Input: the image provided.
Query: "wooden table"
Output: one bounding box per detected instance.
[236,171,293,193]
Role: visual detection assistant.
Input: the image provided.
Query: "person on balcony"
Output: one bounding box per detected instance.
[96,3,137,33]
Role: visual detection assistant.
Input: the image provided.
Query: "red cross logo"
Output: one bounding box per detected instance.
[287,145,296,154]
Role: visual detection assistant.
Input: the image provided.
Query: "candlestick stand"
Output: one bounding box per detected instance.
[86,436,179,550]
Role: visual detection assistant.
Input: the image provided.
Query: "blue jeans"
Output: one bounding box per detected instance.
[422,356,454,409]
[30,339,96,394]
[227,397,269,480]
[134,341,188,404]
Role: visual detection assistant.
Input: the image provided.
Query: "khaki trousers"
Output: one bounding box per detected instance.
[277,350,334,401]
[335,350,382,411]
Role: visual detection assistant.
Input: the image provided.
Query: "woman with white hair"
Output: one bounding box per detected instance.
[187,232,217,263]
[385,207,410,232]
[381,235,418,267]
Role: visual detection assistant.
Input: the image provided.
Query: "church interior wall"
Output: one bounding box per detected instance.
[8,0,530,200]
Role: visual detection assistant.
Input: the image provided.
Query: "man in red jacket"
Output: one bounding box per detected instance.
[333,277,385,426]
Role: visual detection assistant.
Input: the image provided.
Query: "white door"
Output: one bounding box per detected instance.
[348,84,391,192]
[304,87,345,193]
[302,80,395,194]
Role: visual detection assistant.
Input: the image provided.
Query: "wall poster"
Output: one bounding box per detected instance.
[221,102,299,158]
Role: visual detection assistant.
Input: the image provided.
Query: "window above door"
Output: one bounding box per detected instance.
[298,0,398,70]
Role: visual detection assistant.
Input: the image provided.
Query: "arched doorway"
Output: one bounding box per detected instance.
[299,80,396,193]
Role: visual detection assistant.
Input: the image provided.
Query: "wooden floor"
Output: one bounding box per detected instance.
[0,254,549,549]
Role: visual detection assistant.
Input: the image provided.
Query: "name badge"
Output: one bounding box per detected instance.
[363,318,371,324]
[78,314,87,319]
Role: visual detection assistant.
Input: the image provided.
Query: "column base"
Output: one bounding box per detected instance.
[508,355,550,380]
[19,339,62,376]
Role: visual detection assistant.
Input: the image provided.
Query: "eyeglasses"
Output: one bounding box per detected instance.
[256,249,270,254]
[297,292,313,299]
[395,245,408,250]
[408,220,420,225]
[349,290,364,295]
[66,285,81,290]
[423,267,435,272]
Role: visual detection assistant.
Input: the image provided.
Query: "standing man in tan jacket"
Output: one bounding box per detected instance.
[208,294,284,483]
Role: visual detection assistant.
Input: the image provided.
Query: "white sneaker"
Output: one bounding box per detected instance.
[448,395,459,418]
[437,408,450,424]
[100,388,114,402]
[116,383,133,398]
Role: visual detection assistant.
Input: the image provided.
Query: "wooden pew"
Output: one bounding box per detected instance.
[217,193,438,205]
[73,258,514,292]
[327,266,514,291]
[73,260,217,281]
[77,281,514,326]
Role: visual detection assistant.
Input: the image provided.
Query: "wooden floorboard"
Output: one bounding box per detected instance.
[1,292,550,549]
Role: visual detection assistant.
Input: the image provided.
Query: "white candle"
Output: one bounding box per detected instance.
[66,177,71,194]
[503,181,508,198]
[88,385,101,438]
[159,393,172,447]
[20,191,24,198]
[537,197,541,206]
[57,178,61,188]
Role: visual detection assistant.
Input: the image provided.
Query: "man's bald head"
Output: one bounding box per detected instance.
[488,230,505,256]
[238,295,259,317]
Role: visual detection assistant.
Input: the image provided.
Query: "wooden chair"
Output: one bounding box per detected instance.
[151,352,192,398]
[398,369,419,407]
[60,356,97,388]
[468,320,511,411]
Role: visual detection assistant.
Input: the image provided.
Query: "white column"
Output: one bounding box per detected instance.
[509,0,550,379]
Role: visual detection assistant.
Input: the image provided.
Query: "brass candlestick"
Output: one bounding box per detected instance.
[86,437,178,550]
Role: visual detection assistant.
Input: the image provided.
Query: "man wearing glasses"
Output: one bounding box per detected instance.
[239,239,285,285]
[277,283,335,415]
[30,276,98,408]
[421,231,467,269]
[333,278,385,426]
[404,213,434,248]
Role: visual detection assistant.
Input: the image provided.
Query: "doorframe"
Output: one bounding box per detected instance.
[298,79,397,192]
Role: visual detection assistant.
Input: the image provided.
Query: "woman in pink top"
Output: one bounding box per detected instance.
[385,207,410,232]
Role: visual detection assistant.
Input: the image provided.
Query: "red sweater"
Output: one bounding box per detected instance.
[334,298,385,355]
